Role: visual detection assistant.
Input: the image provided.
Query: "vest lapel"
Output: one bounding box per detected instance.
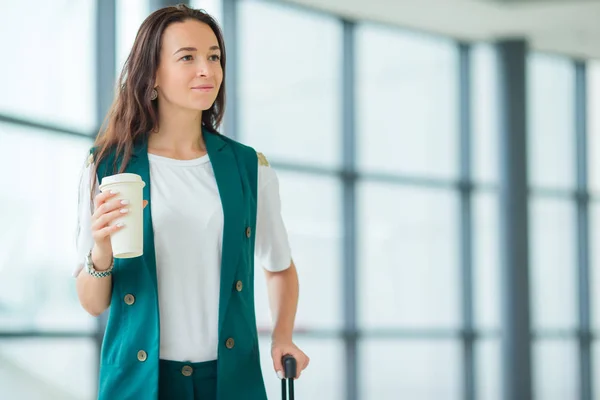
[204,130,245,335]
[126,140,159,292]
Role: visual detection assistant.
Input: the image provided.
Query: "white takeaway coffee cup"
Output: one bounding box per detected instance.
[98,173,146,259]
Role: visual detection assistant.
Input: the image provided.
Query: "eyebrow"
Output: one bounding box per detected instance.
[172,45,221,55]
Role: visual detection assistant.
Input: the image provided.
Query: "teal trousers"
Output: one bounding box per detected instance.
[159,359,217,400]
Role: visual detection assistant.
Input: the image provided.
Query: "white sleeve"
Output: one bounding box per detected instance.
[73,159,100,278]
[254,164,293,272]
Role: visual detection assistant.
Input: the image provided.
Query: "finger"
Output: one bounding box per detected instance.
[294,353,308,379]
[92,207,129,232]
[272,348,284,379]
[143,200,148,209]
[93,222,125,241]
[295,355,303,379]
[93,198,128,221]
[94,189,119,210]
[303,355,310,370]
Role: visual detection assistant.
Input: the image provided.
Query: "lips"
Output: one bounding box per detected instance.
[192,85,214,90]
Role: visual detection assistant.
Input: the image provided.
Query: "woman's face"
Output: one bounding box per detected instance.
[155,19,223,112]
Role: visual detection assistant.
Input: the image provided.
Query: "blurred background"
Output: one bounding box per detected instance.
[1,0,600,399]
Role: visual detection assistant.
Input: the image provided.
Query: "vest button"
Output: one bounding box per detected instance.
[235,280,243,292]
[181,365,193,377]
[124,294,135,305]
[137,350,147,362]
[225,338,235,349]
[246,226,252,238]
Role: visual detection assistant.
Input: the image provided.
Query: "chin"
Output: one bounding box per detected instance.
[188,93,217,108]
[187,101,215,112]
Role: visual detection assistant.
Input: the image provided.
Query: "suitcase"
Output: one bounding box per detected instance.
[281,355,297,400]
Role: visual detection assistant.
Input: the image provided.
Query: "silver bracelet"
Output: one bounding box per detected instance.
[85,249,114,278]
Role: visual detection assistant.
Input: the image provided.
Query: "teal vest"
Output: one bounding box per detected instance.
[93,130,267,400]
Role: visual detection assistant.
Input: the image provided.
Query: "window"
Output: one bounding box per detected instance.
[473,191,501,330]
[0,123,94,332]
[471,44,501,332]
[588,63,600,333]
[533,340,578,400]
[355,24,459,179]
[588,62,600,192]
[527,54,576,190]
[0,0,96,133]
[237,0,343,168]
[0,338,96,399]
[360,339,463,400]
[116,0,149,75]
[476,339,502,400]
[529,197,577,331]
[471,44,500,185]
[590,202,600,329]
[357,182,460,329]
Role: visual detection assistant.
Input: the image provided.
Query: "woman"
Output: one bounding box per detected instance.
[73,5,309,399]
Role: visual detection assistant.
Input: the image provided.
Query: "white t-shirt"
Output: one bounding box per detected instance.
[73,151,292,363]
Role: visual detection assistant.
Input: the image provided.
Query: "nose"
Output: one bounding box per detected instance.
[195,59,210,77]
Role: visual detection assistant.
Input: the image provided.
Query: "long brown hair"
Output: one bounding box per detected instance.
[91,4,226,187]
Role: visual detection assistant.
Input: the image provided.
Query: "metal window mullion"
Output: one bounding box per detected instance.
[575,60,592,400]
[222,0,238,139]
[458,42,476,400]
[342,19,358,400]
[0,114,92,137]
[496,39,532,400]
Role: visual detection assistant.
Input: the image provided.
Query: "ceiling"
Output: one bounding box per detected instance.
[282,0,600,60]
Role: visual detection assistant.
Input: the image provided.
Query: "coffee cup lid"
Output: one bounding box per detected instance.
[99,173,146,190]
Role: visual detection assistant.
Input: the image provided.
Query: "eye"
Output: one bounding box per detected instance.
[209,54,221,62]
[180,55,194,61]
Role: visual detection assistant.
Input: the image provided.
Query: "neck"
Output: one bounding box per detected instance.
[148,102,205,153]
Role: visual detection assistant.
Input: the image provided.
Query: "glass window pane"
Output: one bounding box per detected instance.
[0,123,94,332]
[533,339,578,400]
[356,25,459,178]
[238,0,342,168]
[357,183,460,329]
[588,61,600,192]
[474,191,501,330]
[259,337,343,400]
[476,338,502,400]
[529,197,577,331]
[593,341,600,396]
[254,171,342,331]
[590,202,600,329]
[471,44,499,184]
[116,0,149,75]
[0,0,96,132]
[360,339,462,400]
[527,54,576,190]
[0,338,96,399]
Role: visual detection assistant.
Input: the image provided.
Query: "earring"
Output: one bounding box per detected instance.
[150,88,158,100]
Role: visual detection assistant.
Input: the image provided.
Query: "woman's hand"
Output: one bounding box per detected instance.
[90,189,147,268]
[271,337,310,380]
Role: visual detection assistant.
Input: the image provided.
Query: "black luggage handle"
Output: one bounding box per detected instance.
[281,354,296,400]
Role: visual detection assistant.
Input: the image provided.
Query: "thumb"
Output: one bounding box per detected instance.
[272,347,284,379]
[143,200,148,209]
